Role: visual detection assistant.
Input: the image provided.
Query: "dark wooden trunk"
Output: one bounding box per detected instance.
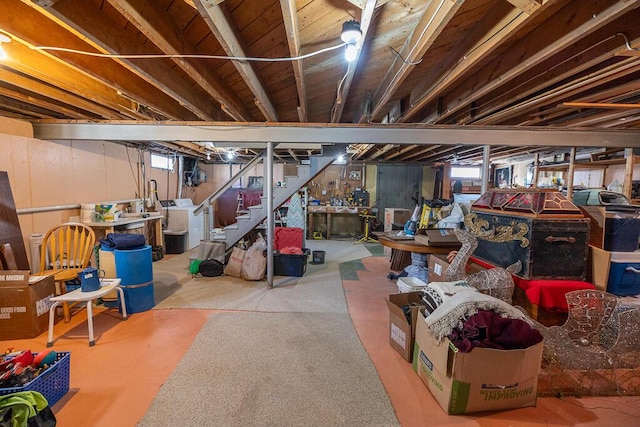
[469,189,590,281]
[472,213,590,280]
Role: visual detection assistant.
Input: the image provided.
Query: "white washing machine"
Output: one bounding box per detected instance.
[163,198,204,251]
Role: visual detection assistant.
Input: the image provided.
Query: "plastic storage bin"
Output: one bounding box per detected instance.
[114,245,155,313]
[604,214,640,252]
[0,351,70,407]
[607,251,640,296]
[273,251,308,277]
[163,230,187,254]
[274,227,304,250]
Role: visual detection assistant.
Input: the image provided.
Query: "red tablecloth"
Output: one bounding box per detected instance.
[469,257,595,310]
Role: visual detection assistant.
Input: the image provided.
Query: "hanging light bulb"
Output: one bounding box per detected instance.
[345,43,358,62]
[0,34,11,60]
[340,20,362,62]
[340,20,362,45]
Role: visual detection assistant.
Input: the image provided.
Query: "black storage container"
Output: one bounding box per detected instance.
[273,249,309,276]
[163,230,187,254]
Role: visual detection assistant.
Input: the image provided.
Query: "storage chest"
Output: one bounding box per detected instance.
[469,189,590,281]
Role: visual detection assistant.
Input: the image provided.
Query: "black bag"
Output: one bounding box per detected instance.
[100,233,146,250]
[198,259,224,277]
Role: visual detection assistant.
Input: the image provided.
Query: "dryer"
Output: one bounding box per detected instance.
[162,198,205,250]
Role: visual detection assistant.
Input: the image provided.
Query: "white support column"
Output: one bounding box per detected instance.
[266,142,274,289]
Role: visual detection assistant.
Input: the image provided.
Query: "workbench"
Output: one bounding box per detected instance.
[307,206,370,239]
[84,213,164,247]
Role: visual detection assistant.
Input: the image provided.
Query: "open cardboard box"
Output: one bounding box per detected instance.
[0,271,56,339]
[412,311,543,414]
[386,291,424,362]
[427,254,487,283]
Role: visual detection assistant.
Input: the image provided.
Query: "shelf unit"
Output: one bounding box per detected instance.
[535,153,639,200]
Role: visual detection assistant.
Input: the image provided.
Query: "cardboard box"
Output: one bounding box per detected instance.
[412,312,543,414]
[427,254,487,283]
[384,208,412,257]
[384,208,412,232]
[415,229,460,247]
[0,271,55,340]
[386,291,424,362]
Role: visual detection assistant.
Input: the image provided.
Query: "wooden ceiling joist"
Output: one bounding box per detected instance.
[194,0,278,121]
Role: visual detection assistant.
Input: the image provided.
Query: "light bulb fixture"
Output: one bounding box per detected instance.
[0,34,11,61]
[345,44,358,62]
[341,20,361,62]
[224,149,236,162]
[340,20,362,45]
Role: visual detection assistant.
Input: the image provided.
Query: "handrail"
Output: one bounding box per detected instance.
[193,152,266,216]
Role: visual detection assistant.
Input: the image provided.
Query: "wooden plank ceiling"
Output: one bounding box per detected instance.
[0,0,639,164]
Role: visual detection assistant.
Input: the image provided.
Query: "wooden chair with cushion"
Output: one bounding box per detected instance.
[38,222,96,322]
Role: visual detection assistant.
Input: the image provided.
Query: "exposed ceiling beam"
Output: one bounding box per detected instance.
[107,0,250,121]
[505,0,544,15]
[8,0,193,120]
[330,0,377,123]
[431,0,639,124]
[2,41,149,120]
[474,59,640,125]
[280,0,307,122]
[345,0,392,8]
[562,102,640,110]
[31,121,640,148]
[398,2,542,123]
[33,0,222,121]
[366,0,463,121]
[194,0,278,121]
[0,68,122,119]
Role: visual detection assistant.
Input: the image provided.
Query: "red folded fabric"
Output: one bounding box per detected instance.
[448,309,543,353]
[279,246,304,255]
[469,256,595,310]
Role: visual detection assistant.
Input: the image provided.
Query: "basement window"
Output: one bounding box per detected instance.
[151,153,174,171]
[450,166,481,179]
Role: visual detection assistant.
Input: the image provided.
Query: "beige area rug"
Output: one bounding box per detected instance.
[153,239,371,313]
[138,311,400,427]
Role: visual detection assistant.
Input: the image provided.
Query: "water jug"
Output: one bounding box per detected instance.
[80,267,103,292]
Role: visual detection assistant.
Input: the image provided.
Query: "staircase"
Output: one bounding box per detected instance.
[211,144,346,249]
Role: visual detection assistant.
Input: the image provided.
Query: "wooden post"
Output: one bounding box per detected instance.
[623,148,633,199]
[566,148,576,200]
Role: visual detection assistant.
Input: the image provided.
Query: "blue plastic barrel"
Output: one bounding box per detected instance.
[114,245,155,313]
[114,245,153,285]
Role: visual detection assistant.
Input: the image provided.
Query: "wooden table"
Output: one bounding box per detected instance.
[375,232,460,271]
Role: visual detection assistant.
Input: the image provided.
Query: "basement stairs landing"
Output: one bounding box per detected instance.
[210,144,346,250]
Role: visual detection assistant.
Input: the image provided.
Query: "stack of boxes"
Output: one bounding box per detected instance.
[584,206,640,295]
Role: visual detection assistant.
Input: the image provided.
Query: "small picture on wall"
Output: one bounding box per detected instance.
[348,170,361,181]
[494,166,512,188]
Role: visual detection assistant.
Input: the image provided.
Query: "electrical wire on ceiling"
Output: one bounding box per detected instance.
[389,46,422,65]
[28,43,347,62]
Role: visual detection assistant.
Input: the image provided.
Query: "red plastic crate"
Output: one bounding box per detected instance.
[274,227,303,250]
